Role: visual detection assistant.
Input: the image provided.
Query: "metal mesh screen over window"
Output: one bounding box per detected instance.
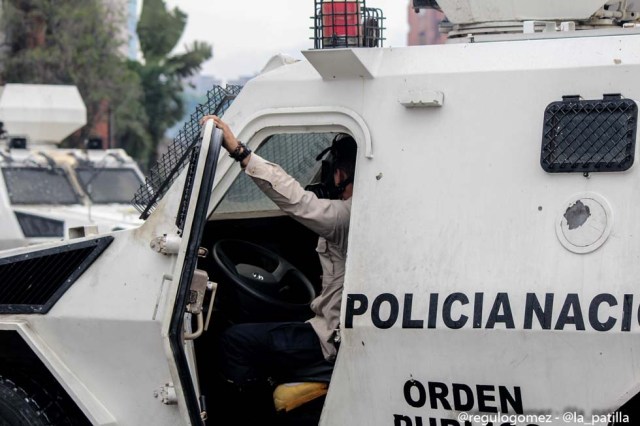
[76,168,142,204]
[541,95,638,173]
[312,0,385,49]
[3,167,80,205]
[132,85,242,219]
[215,133,336,215]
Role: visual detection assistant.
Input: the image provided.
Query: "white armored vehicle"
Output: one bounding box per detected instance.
[1,1,640,425]
[0,84,144,249]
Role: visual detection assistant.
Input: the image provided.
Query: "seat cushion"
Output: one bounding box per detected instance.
[273,382,329,412]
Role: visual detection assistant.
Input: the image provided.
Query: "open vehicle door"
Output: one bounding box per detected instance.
[161,120,222,424]
[0,95,227,425]
[122,86,241,424]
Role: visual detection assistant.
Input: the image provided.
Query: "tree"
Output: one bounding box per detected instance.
[0,0,151,159]
[0,0,212,168]
[134,0,213,165]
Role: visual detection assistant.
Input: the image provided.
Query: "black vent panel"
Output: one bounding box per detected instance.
[15,212,64,238]
[541,95,638,173]
[0,236,113,314]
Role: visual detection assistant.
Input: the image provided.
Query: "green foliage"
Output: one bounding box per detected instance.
[134,0,213,165]
[137,0,186,63]
[113,62,153,164]
[1,0,151,160]
[0,0,212,168]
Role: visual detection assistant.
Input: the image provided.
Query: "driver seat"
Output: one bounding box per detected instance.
[272,361,334,413]
[273,382,328,413]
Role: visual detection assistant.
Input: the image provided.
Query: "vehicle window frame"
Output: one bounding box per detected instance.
[206,109,371,221]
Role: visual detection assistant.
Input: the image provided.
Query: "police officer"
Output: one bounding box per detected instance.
[203,115,356,404]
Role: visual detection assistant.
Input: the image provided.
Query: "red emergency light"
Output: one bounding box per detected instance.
[322,0,360,38]
[312,0,385,49]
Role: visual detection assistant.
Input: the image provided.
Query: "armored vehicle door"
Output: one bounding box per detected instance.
[132,120,222,424]
[0,119,222,426]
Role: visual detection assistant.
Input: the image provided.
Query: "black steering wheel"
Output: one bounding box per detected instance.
[212,239,316,321]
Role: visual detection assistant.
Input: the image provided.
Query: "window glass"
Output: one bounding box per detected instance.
[75,168,143,204]
[2,167,80,205]
[215,133,336,214]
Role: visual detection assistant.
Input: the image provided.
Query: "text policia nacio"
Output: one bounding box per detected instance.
[344,292,640,331]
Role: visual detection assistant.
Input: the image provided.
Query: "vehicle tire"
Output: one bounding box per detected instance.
[0,375,70,426]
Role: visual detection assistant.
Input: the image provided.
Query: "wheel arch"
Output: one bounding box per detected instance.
[0,329,91,425]
[0,324,116,425]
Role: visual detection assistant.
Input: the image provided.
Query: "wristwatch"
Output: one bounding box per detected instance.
[229,141,252,162]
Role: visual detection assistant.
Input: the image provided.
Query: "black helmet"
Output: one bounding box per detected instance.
[329,134,357,178]
[315,134,357,176]
[305,133,358,199]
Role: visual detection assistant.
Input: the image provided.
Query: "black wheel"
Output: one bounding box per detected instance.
[0,375,76,426]
[0,375,49,426]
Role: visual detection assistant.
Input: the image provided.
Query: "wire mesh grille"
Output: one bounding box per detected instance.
[541,96,638,173]
[0,237,112,314]
[132,85,242,219]
[312,0,385,49]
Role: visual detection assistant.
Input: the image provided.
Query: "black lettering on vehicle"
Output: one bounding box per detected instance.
[428,293,438,329]
[443,293,469,329]
[371,293,399,329]
[588,293,617,332]
[401,379,524,422]
[403,380,426,408]
[344,293,368,328]
[476,384,498,413]
[452,383,474,411]
[473,293,483,328]
[622,294,633,331]
[486,293,515,329]
[428,381,452,410]
[554,293,585,330]
[393,414,413,426]
[403,294,424,328]
[524,293,553,330]
[348,291,638,332]
[498,385,523,414]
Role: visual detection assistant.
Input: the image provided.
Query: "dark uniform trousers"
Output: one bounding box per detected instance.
[219,322,326,386]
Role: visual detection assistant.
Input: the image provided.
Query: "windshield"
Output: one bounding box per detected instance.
[75,167,143,204]
[2,167,80,205]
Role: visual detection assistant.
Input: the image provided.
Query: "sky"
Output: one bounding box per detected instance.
[164,0,410,83]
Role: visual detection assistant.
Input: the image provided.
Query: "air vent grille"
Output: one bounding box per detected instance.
[15,212,64,238]
[541,95,637,173]
[0,237,113,314]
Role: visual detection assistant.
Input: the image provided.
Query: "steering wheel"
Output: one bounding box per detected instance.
[212,239,316,320]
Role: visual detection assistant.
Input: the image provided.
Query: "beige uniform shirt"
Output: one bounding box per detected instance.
[244,154,350,360]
